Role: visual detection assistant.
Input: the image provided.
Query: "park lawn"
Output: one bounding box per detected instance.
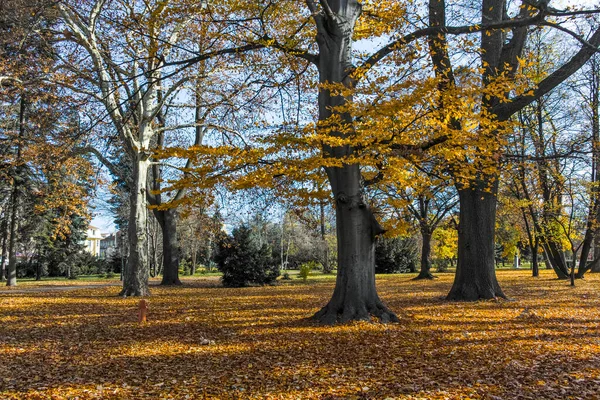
[0,274,221,290]
[0,270,599,399]
[0,275,122,289]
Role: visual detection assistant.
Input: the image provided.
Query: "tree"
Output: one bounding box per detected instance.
[382,171,457,280]
[56,0,250,294]
[216,224,279,287]
[1,0,55,286]
[423,0,600,300]
[165,0,600,321]
[576,53,600,277]
[374,235,418,274]
[431,220,458,271]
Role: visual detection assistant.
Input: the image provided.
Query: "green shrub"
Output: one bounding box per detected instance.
[375,236,418,274]
[299,261,320,282]
[178,259,191,276]
[216,225,279,287]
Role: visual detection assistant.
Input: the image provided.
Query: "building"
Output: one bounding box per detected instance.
[99,232,120,259]
[85,225,103,257]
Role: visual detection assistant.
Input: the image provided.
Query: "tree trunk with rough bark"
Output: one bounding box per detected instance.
[532,237,539,277]
[120,157,151,297]
[447,185,506,300]
[156,208,181,285]
[542,241,570,279]
[415,229,435,280]
[310,0,396,324]
[577,229,594,278]
[313,182,397,323]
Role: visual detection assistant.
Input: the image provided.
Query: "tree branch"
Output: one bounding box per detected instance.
[494,26,600,120]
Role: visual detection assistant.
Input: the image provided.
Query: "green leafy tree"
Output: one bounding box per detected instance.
[375,236,418,274]
[216,225,279,287]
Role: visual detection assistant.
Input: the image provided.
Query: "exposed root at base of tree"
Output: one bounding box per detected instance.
[119,287,151,297]
[160,279,183,286]
[312,301,399,325]
[413,273,437,280]
[446,286,507,302]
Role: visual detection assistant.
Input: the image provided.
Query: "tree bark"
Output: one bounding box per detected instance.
[156,208,181,285]
[310,0,396,323]
[542,241,570,279]
[447,186,506,300]
[120,157,151,296]
[577,228,594,278]
[593,233,600,273]
[532,238,539,277]
[313,187,397,323]
[320,200,332,274]
[415,230,435,280]
[0,214,8,282]
[190,246,196,275]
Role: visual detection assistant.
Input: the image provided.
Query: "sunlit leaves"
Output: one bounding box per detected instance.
[1,271,599,398]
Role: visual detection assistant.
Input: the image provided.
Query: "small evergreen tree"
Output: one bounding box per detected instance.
[216,225,279,287]
[38,214,87,277]
[375,236,418,274]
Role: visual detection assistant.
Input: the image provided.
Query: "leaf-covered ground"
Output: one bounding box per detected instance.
[0,270,599,399]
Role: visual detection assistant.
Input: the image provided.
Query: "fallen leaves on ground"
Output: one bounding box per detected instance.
[0,270,599,399]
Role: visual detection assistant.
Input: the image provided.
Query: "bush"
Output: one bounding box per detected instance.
[107,253,125,274]
[216,225,279,287]
[298,261,320,282]
[178,259,191,276]
[434,258,452,272]
[375,236,418,274]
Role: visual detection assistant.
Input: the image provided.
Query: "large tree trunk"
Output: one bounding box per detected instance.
[156,208,181,285]
[447,185,506,300]
[120,157,150,296]
[415,229,435,280]
[313,167,398,324]
[311,0,396,323]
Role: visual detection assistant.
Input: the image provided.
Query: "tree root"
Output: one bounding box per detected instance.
[160,279,183,286]
[119,286,151,297]
[312,300,399,325]
[413,272,437,280]
[446,285,507,301]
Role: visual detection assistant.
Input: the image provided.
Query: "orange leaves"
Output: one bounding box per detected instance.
[1,271,600,398]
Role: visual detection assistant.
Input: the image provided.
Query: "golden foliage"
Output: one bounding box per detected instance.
[1,271,600,399]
